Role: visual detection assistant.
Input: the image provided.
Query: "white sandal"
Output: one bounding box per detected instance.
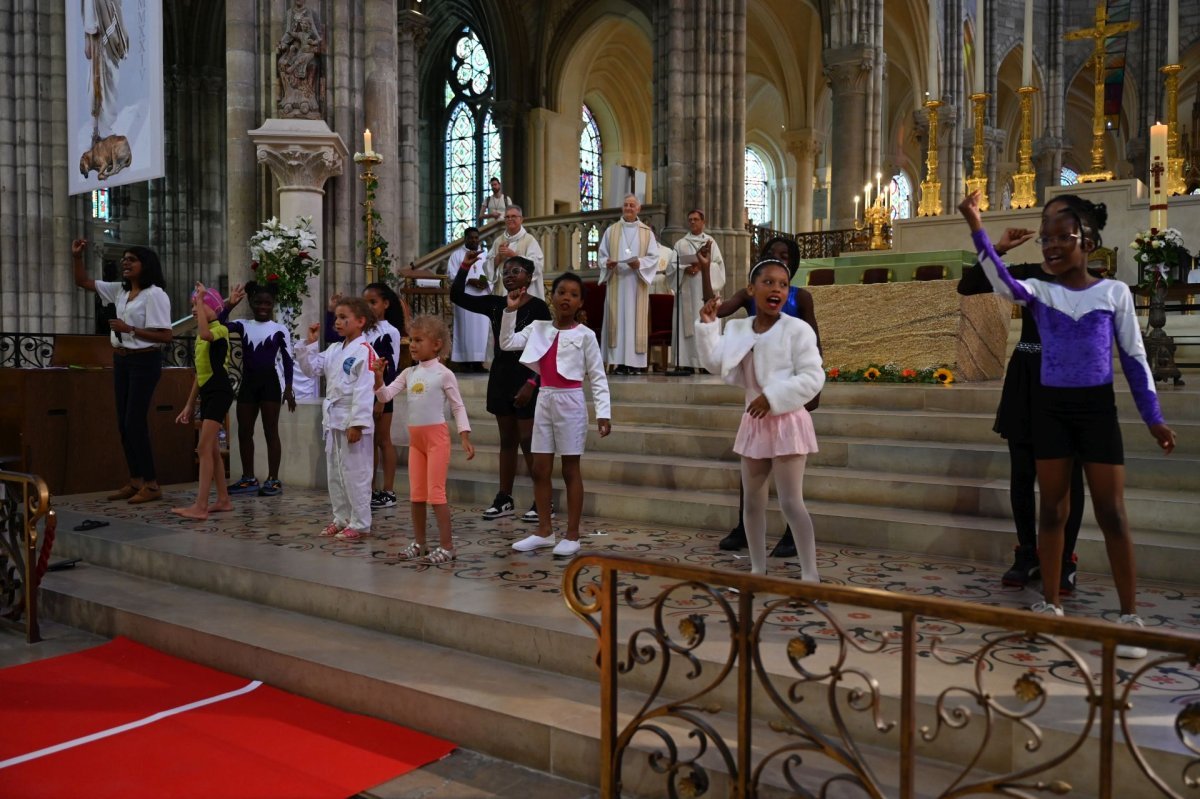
[397,541,426,561]
[424,546,457,564]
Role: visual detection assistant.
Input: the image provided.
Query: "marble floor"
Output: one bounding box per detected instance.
[24,483,1200,793]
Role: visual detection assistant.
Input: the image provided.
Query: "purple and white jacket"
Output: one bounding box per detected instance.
[972,229,1163,427]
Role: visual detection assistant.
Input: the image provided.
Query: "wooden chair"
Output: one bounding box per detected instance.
[911,264,948,281]
[581,280,606,338]
[806,268,835,286]
[647,294,675,372]
[860,267,892,284]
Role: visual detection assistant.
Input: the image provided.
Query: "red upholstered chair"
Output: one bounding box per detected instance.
[581,280,605,338]
[911,264,948,281]
[860,267,892,284]
[806,268,836,286]
[647,293,675,372]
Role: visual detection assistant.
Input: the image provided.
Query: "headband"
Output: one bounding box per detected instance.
[748,259,789,281]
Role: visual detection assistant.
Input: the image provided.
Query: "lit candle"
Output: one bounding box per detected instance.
[1021,0,1033,86]
[1150,121,1168,228]
[854,195,860,221]
[975,0,986,92]
[363,128,373,154]
[1167,0,1179,65]
[864,182,873,206]
[928,0,940,98]
[876,172,882,203]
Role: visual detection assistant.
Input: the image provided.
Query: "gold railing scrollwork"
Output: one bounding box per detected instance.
[563,554,1200,798]
[0,470,55,643]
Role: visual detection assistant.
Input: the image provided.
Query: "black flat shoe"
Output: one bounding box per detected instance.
[718,526,747,551]
[769,535,797,559]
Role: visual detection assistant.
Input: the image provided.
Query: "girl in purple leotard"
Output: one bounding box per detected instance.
[959,190,1175,659]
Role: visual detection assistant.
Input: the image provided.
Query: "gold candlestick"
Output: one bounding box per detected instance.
[854,201,891,250]
[354,150,384,285]
[965,92,990,211]
[1163,63,1187,196]
[1011,86,1039,209]
[918,99,943,217]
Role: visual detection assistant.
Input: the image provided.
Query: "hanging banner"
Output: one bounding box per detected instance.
[66,0,164,196]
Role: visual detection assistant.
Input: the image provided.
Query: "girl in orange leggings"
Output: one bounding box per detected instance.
[373,316,474,563]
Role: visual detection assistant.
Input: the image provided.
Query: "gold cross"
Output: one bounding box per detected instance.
[1066,2,1139,180]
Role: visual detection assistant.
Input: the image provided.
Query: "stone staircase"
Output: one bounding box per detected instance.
[449,373,1200,583]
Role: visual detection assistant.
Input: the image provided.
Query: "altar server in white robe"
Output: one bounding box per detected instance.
[448,227,490,367]
[486,205,545,301]
[598,195,660,373]
[665,209,725,372]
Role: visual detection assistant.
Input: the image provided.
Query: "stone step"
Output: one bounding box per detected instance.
[438,470,1197,584]
[447,444,1197,534]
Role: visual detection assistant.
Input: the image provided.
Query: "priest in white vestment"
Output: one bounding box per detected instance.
[448,226,490,367]
[598,194,660,373]
[486,205,545,301]
[664,209,725,371]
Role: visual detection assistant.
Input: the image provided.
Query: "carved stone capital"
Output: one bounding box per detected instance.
[784,129,822,161]
[491,100,530,129]
[249,119,348,192]
[822,45,877,94]
[397,8,430,54]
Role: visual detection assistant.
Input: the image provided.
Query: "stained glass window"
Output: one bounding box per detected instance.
[580,106,603,211]
[745,148,769,227]
[890,173,913,220]
[91,188,110,220]
[443,27,499,243]
[1060,166,1079,186]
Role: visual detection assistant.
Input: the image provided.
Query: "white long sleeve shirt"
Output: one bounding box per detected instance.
[375,359,472,432]
[295,335,377,432]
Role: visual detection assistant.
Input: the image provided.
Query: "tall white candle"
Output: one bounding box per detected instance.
[854,195,860,222]
[1150,121,1168,229]
[864,182,873,206]
[928,0,940,97]
[1021,0,1033,86]
[1168,0,1179,65]
[975,0,985,91]
[364,128,373,154]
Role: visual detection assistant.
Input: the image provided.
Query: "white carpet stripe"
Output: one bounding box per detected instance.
[0,680,263,770]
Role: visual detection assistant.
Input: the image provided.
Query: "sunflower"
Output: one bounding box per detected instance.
[934,367,955,385]
[863,367,881,381]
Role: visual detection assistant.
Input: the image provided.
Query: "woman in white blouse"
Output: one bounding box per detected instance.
[72,239,174,504]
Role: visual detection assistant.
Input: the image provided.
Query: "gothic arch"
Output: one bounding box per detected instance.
[995,44,1046,166]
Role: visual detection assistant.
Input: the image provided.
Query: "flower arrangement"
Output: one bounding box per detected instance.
[358,172,399,289]
[249,216,322,335]
[825,363,954,385]
[1132,227,1189,290]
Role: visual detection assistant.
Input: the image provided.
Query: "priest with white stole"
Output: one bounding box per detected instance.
[448,226,489,370]
[598,194,661,374]
[486,205,545,301]
[664,209,724,373]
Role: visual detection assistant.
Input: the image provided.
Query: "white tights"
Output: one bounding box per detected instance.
[740,454,818,581]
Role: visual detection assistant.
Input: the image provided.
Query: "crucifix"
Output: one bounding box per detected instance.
[1065,1,1138,182]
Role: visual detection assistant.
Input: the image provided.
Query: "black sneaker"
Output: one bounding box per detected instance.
[228,476,260,495]
[1002,545,1041,587]
[258,478,283,497]
[482,492,515,520]
[521,503,556,523]
[718,525,747,551]
[1060,554,1078,594]
[371,490,397,509]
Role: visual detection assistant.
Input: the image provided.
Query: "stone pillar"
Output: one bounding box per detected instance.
[364,0,399,275]
[249,119,348,398]
[226,0,261,295]
[785,130,820,232]
[823,45,876,228]
[396,9,427,269]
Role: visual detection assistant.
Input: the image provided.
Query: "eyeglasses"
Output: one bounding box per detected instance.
[120,255,140,263]
[1036,234,1081,247]
[501,266,530,276]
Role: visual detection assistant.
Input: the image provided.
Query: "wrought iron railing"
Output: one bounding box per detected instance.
[0,332,55,369]
[748,225,875,261]
[0,470,55,643]
[564,554,1200,798]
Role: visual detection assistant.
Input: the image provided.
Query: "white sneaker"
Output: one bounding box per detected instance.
[552,538,581,557]
[1030,601,1064,616]
[512,534,556,552]
[1115,614,1149,659]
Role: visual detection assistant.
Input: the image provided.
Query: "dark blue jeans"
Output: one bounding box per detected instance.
[112,350,163,482]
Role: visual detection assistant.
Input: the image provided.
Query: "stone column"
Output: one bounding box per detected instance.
[396,9,427,269]
[364,0,399,275]
[823,45,875,228]
[226,0,261,293]
[249,119,348,397]
[785,130,820,232]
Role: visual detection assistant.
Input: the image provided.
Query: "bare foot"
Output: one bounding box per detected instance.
[171,506,209,520]
[208,501,234,513]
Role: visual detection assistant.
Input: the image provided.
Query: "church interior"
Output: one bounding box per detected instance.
[2,0,1200,796]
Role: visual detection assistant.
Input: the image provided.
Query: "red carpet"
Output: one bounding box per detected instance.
[0,638,455,798]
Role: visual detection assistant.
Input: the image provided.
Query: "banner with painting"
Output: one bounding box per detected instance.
[66,0,164,196]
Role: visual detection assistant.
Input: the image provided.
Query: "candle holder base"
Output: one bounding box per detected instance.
[1168,156,1187,196]
[965,176,990,210]
[1078,169,1114,184]
[1010,172,1037,209]
[918,180,943,217]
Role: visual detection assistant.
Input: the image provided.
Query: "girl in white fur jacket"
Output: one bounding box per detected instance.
[696,259,825,579]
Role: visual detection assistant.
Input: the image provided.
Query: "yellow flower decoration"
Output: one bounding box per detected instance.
[411,381,426,395]
[934,368,955,385]
[373,246,382,257]
[864,367,880,381]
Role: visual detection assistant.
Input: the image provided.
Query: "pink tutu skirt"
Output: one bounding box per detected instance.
[734,406,819,459]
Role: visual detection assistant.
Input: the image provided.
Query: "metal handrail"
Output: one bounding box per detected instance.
[0,469,55,643]
[563,553,1200,798]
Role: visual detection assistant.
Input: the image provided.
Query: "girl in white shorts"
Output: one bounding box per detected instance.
[500,273,611,557]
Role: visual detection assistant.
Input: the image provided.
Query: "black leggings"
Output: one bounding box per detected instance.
[1009,438,1083,558]
[112,351,162,481]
